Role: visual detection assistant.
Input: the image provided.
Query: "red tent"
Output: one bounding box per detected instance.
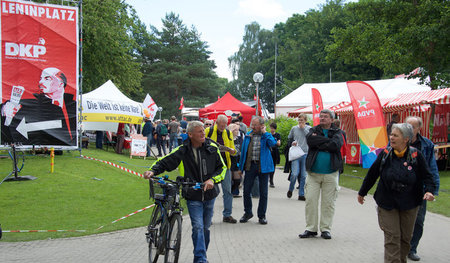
[199,92,256,125]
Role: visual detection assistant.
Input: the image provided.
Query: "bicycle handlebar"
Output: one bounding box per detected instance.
[150,175,204,190]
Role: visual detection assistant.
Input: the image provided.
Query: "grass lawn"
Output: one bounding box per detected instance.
[0,145,174,242]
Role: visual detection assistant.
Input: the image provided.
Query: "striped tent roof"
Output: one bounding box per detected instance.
[335,98,392,115]
[383,88,450,112]
[288,101,351,117]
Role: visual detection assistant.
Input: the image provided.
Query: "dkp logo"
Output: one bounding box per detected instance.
[5,42,46,58]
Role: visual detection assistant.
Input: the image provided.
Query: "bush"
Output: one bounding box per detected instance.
[266,115,302,152]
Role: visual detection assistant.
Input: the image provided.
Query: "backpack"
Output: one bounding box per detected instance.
[207,127,232,141]
[160,124,168,136]
[379,146,418,174]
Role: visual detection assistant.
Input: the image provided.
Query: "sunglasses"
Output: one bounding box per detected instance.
[205,123,212,126]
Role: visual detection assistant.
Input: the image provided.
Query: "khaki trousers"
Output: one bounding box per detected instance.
[377,206,419,263]
[304,171,339,232]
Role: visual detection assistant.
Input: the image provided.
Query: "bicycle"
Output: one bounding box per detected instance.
[146,175,202,263]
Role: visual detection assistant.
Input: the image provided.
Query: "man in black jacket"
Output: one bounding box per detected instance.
[299,109,343,240]
[144,121,226,263]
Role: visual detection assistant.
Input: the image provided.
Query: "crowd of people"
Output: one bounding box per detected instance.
[94,109,439,263]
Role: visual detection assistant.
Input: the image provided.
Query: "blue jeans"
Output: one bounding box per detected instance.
[222,169,233,217]
[289,155,307,196]
[243,162,269,219]
[186,198,215,263]
[410,199,427,254]
[169,133,178,151]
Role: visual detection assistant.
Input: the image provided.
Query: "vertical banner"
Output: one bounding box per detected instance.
[347,81,388,168]
[1,0,79,148]
[142,94,158,122]
[311,88,323,126]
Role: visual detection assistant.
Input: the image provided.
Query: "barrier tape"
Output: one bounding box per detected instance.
[80,155,144,178]
[96,204,155,230]
[4,230,86,233]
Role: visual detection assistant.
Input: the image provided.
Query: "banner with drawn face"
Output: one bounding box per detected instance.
[1,0,79,148]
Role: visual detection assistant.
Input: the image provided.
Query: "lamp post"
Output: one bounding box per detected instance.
[253,72,264,116]
[158,106,163,120]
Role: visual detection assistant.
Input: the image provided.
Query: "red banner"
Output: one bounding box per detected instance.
[347,81,388,168]
[311,88,323,126]
[1,0,78,148]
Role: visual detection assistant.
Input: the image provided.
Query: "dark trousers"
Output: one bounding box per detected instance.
[243,162,269,219]
[156,137,166,156]
[410,200,427,254]
[95,131,103,149]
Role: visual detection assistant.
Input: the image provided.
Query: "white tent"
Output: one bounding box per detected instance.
[275,78,431,117]
[81,80,143,132]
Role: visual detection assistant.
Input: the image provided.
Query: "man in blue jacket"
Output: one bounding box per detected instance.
[239,116,277,224]
[406,116,440,261]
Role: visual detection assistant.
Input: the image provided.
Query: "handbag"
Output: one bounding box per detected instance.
[289,145,305,161]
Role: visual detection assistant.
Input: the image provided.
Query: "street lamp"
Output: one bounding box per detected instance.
[158,106,163,120]
[253,72,264,116]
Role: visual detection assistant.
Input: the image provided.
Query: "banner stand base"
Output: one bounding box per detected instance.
[4,175,37,182]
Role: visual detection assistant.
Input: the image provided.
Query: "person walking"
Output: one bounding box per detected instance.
[142,118,154,157]
[358,123,436,263]
[405,116,440,261]
[239,116,277,225]
[269,122,281,188]
[299,109,343,240]
[143,121,226,263]
[287,114,310,200]
[168,116,180,151]
[205,114,238,224]
[155,120,167,156]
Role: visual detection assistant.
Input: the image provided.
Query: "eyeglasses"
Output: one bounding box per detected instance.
[205,123,212,126]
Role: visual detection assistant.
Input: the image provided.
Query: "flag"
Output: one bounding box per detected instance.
[179,97,184,110]
[347,81,388,168]
[311,88,323,126]
[257,99,262,117]
[142,94,158,121]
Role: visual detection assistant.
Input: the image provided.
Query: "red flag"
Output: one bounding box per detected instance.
[347,81,388,168]
[253,94,257,100]
[257,99,262,116]
[178,97,184,110]
[311,88,323,126]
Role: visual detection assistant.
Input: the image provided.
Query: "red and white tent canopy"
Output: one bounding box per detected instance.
[383,88,450,112]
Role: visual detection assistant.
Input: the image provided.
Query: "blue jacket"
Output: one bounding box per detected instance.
[417,134,440,195]
[239,131,277,174]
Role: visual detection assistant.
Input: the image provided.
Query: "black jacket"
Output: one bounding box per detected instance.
[305,124,343,173]
[358,146,436,210]
[149,138,226,201]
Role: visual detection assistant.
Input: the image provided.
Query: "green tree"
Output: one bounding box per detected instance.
[326,0,450,89]
[141,13,221,118]
[82,0,143,95]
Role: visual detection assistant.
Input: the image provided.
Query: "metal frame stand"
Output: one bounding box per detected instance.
[4,145,36,182]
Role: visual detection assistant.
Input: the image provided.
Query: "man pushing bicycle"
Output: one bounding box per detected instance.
[144,120,226,263]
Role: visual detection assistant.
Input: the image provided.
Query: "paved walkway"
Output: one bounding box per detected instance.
[1,168,449,262]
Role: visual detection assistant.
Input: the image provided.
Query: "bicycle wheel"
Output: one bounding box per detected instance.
[147,205,162,263]
[164,213,182,263]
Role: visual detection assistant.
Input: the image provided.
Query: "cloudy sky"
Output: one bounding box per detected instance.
[127,0,353,80]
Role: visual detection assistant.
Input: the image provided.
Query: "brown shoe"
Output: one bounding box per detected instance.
[223,216,237,224]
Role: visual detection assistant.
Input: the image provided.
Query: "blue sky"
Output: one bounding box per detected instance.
[126,0,353,80]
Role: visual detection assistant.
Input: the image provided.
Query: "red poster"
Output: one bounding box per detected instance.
[1,0,78,148]
[311,88,323,126]
[433,104,450,142]
[346,143,360,164]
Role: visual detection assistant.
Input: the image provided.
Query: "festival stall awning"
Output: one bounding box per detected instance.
[81,80,143,132]
[383,88,450,112]
[199,92,255,125]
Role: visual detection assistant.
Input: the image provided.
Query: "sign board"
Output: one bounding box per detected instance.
[0,0,79,149]
[130,134,147,158]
